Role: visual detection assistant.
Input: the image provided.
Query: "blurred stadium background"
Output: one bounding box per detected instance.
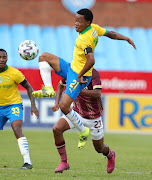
[1,0,152,133]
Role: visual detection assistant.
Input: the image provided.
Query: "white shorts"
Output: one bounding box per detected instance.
[62,112,104,140]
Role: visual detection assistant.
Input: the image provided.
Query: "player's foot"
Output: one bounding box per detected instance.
[19,163,33,169]
[32,86,55,98]
[107,150,115,173]
[54,162,70,173]
[78,127,90,150]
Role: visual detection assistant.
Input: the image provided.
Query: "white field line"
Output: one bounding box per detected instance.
[0,168,49,171]
[119,171,152,175]
[0,168,151,175]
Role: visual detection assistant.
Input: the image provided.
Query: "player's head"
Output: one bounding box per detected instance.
[0,49,7,69]
[75,8,93,32]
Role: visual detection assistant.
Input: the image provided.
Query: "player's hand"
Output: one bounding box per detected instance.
[127,38,136,49]
[52,104,59,112]
[78,76,88,84]
[31,105,39,119]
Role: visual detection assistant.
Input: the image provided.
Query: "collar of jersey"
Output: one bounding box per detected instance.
[0,65,8,73]
[80,25,92,34]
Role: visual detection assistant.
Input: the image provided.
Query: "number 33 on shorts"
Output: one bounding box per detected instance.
[12,107,20,117]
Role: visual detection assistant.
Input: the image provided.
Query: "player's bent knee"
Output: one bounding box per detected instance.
[39,52,48,62]
[59,103,70,115]
[53,125,63,135]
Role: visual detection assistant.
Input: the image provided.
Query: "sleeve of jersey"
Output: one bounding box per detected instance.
[92,70,102,89]
[91,24,107,36]
[15,70,25,84]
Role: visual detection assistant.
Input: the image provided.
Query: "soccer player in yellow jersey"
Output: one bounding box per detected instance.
[32,8,136,148]
[0,49,39,169]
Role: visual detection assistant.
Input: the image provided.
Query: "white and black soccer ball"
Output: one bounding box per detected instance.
[18,40,39,60]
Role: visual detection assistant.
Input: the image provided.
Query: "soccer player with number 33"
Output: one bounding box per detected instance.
[0,49,39,169]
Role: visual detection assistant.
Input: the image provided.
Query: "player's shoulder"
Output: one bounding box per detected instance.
[91,24,107,36]
[92,69,100,76]
[8,66,24,76]
[6,66,16,74]
[91,23,105,29]
[8,65,18,71]
[91,69,102,88]
[91,23,99,28]
[91,23,101,30]
[8,66,20,74]
[92,69,100,80]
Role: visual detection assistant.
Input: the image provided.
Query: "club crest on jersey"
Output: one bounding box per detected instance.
[0,76,2,84]
[61,0,96,14]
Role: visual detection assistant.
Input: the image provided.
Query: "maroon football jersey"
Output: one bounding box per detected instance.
[60,69,103,119]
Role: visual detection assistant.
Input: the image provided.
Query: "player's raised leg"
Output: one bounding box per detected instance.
[32,52,60,98]
[53,117,70,173]
[11,120,33,169]
[60,94,90,148]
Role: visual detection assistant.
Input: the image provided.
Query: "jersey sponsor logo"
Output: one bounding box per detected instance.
[61,0,96,14]
[0,84,12,89]
[0,76,2,84]
[4,76,11,83]
[2,84,12,88]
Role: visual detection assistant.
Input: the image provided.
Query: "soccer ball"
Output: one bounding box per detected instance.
[18,40,39,60]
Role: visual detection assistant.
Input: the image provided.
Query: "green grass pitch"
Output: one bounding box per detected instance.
[0,129,151,180]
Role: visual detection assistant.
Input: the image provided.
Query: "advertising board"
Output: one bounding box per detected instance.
[106,94,152,133]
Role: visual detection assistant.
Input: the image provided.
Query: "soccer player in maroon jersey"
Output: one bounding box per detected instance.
[52,69,115,173]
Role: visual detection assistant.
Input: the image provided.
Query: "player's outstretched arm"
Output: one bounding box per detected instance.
[105,31,136,49]
[52,81,64,112]
[20,79,39,119]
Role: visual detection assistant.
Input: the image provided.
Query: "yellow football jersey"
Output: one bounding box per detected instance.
[71,24,107,76]
[0,65,25,105]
